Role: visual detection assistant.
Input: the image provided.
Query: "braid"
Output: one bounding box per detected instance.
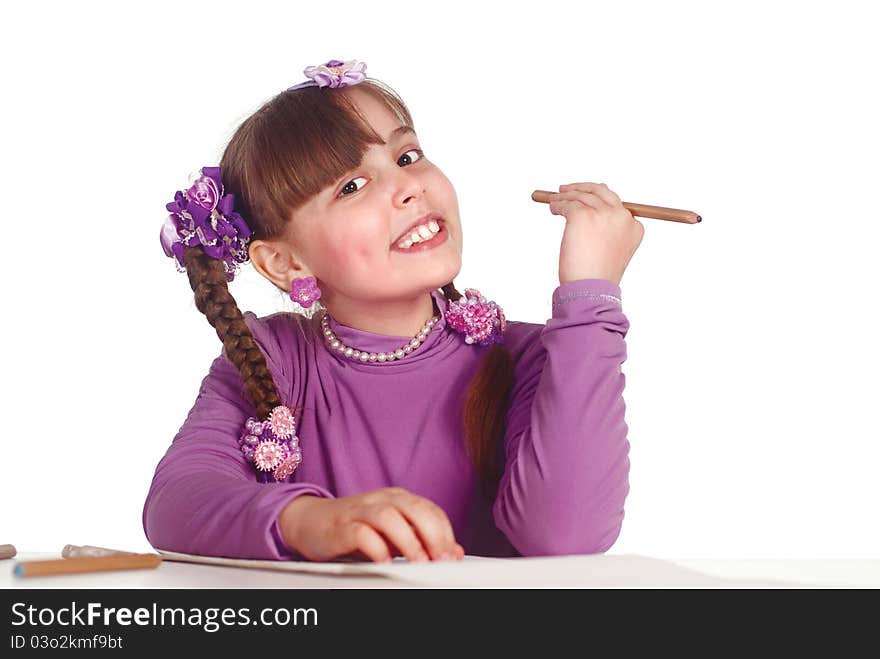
[183,246,282,420]
[442,280,515,500]
[441,282,462,303]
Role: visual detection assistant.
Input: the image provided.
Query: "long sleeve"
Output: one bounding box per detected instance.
[493,278,631,556]
[142,314,334,560]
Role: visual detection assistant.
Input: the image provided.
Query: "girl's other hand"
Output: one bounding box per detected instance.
[278,488,465,563]
[548,182,644,286]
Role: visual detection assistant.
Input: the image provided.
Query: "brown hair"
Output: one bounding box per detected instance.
[181,79,514,499]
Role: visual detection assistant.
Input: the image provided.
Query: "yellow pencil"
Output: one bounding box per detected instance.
[13,553,162,577]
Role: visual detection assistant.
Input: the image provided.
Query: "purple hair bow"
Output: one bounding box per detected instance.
[160,166,252,282]
[287,59,367,91]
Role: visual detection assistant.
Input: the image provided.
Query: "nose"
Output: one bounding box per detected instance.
[392,168,424,208]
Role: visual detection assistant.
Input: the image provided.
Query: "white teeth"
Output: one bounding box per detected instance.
[396,220,441,249]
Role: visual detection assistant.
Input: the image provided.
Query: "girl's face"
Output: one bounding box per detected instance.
[280,87,463,312]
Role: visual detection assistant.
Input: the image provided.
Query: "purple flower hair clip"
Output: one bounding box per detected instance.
[287,59,367,91]
[160,166,252,282]
[239,405,303,482]
[446,289,507,347]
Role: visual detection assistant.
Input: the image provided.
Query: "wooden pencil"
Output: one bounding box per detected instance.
[530,190,702,224]
[13,553,162,577]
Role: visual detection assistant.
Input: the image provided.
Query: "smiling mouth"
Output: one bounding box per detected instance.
[391,221,448,252]
[393,218,445,247]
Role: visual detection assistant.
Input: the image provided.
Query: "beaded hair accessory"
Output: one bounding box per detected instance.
[239,405,302,482]
[446,289,506,347]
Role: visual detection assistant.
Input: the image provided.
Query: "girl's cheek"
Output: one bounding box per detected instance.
[324,238,372,267]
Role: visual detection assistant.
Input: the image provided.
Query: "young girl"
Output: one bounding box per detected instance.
[146,58,644,563]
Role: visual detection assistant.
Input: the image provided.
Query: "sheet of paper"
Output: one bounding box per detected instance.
[157,551,807,587]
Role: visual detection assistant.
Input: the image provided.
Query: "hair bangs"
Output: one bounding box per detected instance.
[220,81,414,241]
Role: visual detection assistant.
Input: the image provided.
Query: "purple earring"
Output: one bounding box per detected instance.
[290,276,322,308]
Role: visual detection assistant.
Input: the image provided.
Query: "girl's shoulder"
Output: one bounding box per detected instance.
[500,318,545,361]
[503,318,543,339]
[238,310,321,377]
[242,308,321,345]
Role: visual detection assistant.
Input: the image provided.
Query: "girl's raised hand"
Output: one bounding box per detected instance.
[278,487,465,563]
[548,182,644,286]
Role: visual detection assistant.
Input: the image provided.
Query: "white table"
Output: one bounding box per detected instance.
[3,552,879,588]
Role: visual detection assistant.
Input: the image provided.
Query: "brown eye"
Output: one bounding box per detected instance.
[398,148,424,166]
[339,176,367,197]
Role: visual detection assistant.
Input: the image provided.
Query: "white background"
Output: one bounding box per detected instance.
[2,0,877,560]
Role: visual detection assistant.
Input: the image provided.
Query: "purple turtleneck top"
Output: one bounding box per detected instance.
[142,278,631,559]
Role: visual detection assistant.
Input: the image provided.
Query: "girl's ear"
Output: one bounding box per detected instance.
[249,239,313,290]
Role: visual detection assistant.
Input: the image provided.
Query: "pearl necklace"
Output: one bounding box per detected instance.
[320,311,440,363]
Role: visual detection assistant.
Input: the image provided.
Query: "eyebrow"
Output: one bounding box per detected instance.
[386,125,416,142]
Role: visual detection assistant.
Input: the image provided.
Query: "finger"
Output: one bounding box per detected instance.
[559,182,621,206]
[393,496,458,560]
[345,521,393,563]
[548,198,603,219]
[550,191,605,212]
[361,505,430,562]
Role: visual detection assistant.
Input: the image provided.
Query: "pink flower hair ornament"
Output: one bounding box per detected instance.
[287,59,367,91]
[445,289,506,347]
[239,405,303,482]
